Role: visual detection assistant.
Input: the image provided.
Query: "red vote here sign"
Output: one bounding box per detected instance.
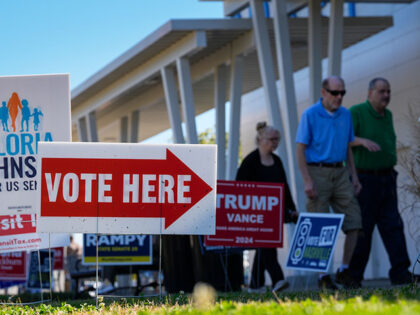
[37,143,217,235]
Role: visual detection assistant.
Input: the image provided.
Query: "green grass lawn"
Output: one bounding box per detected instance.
[0,285,419,314]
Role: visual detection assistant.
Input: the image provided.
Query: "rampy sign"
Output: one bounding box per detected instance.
[36,142,217,235]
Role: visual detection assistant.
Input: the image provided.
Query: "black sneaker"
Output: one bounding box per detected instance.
[272,280,290,292]
[335,268,361,289]
[318,275,338,290]
[391,272,420,285]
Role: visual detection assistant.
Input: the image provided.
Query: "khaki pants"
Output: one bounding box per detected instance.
[306,166,362,232]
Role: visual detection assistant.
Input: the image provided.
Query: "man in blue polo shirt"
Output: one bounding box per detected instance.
[296,76,362,290]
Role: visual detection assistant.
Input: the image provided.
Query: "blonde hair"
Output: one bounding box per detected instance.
[255,121,279,144]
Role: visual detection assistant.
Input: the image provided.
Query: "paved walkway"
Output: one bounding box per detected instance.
[284,275,397,292]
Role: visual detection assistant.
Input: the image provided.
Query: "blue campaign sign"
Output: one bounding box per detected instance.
[286,213,344,272]
[0,280,26,289]
[83,234,152,266]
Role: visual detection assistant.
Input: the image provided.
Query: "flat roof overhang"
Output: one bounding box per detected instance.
[71,16,393,142]
[201,0,415,18]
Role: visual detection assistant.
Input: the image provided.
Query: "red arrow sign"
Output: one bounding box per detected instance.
[41,149,212,228]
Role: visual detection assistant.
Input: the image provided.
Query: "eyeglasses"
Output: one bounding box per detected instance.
[263,137,280,142]
[325,88,346,97]
[376,89,391,94]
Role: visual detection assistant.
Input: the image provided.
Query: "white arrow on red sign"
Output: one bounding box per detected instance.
[36,143,217,235]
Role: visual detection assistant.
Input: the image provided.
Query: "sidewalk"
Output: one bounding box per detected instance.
[284,275,396,292]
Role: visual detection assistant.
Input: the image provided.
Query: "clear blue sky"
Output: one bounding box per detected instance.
[0,1,225,242]
[0,0,224,89]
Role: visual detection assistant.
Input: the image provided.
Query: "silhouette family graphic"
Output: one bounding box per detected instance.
[1,92,44,132]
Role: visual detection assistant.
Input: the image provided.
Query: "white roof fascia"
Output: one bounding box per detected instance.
[221,0,307,16]
[72,19,251,101]
[223,1,250,17]
[72,30,207,122]
[87,27,256,131]
[190,30,255,81]
[169,18,251,30]
[92,29,256,131]
[72,20,173,99]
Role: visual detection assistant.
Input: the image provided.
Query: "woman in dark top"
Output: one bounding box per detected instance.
[236,122,298,292]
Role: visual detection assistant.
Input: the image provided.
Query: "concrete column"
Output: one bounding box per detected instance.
[214,64,228,180]
[226,55,243,180]
[130,110,140,143]
[250,0,288,166]
[309,0,323,103]
[272,0,305,210]
[87,111,98,142]
[177,57,198,144]
[161,66,185,144]
[77,116,88,142]
[328,0,344,76]
[120,116,129,143]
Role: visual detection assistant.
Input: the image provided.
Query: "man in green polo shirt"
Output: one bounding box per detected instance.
[348,78,413,286]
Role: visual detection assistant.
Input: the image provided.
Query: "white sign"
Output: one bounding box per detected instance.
[37,142,217,235]
[0,228,69,255]
[0,74,71,215]
[0,214,70,253]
